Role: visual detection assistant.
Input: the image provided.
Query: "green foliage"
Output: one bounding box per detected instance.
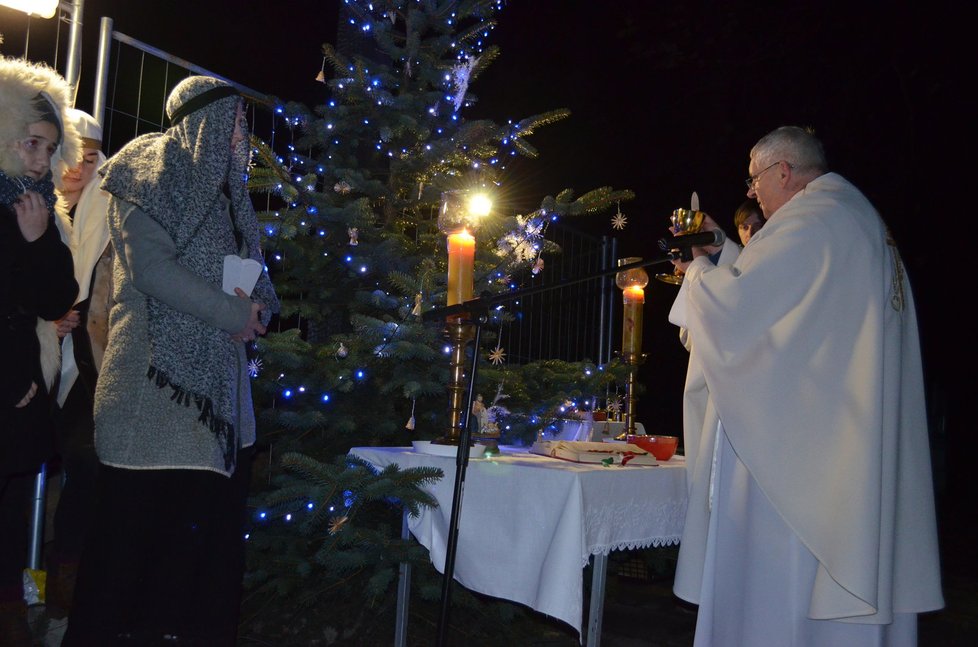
[242,452,443,643]
[242,1,635,642]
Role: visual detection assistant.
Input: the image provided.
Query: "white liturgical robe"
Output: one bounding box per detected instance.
[670,173,943,639]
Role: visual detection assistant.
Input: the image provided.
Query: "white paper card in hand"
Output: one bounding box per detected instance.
[223,255,262,296]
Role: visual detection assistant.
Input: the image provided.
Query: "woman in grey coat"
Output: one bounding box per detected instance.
[64,76,278,646]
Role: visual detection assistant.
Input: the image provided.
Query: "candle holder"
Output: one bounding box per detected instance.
[616,257,649,438]
[434,319,477,446]
[434,190,492,447]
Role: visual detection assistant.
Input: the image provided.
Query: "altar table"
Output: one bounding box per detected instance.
[348,445,687,645]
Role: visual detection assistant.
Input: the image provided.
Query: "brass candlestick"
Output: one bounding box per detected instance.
[435,319,476,445]
[616,257,650,438]
[622,350,646,438]
[434,189,492,446]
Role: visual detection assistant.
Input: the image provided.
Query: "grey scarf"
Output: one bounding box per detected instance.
[99,77,278,469]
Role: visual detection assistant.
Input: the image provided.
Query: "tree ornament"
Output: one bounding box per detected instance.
[611,202,628,230]
[328,515,349,535]
[315,56,326,83]
[405,398,416,430]
[523,216,544,239]
[336,343,348,358]
[488,345,506,365]
[450,55,479,112]
[247,357,263,378]
[334,180,352,194]
[532,257,544,275]
[348,227,359,245]
[471,394,488,432]
[607,396,623,416]
[411,292,423,317]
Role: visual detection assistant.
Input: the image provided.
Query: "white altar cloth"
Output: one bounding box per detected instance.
[348,445,687,635]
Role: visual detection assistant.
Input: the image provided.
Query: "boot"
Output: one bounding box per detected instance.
[0,598,33,647]
[45,559,79,620]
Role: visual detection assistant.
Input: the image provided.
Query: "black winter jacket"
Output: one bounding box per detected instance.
[1,202,77,475]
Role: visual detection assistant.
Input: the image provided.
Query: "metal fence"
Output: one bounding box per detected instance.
[4,6,618,365]
[500,225,618,365]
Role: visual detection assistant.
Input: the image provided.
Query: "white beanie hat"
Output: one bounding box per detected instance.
[64,107,102,149]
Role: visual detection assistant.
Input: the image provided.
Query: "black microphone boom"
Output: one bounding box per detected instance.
[657,229,725,251]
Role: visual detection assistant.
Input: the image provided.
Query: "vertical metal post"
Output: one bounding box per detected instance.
[436,317,484,647]
[28,462,47,569]
[586,553,608,647]
[597,236,609,366]
[605,237,618,365]
[92,16,113,127]
[63,0,85,92]
[394,509,411,647]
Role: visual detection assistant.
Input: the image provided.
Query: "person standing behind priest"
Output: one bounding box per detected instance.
[667,125,943,646]
[62,76,279,647]
[732,198,763,246]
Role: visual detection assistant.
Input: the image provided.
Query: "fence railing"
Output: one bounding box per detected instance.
[501,225,618,365]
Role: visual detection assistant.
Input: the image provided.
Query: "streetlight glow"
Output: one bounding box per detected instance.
[0,0,58,18]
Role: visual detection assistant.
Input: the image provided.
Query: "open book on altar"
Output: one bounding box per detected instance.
[530,440,658,466]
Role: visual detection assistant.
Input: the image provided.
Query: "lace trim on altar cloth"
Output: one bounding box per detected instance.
[582,501,687,567]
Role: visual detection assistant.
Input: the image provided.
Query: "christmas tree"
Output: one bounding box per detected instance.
[241,2,633,642]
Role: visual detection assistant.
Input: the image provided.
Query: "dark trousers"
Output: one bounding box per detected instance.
[52,382,100,564]
[62,448,253,647]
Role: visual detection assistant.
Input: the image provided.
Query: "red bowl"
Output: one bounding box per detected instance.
[627,434,678,461]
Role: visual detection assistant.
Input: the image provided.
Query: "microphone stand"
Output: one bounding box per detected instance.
[424,251,678,646]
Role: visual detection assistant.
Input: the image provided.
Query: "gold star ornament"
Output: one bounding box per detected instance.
[329,515,349,535]
[488,346,506,365]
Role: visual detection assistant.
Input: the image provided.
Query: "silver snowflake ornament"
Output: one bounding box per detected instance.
[611,212,628,230]
[247,358,263,378]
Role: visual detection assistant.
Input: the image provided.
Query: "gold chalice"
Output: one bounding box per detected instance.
[655,207,705,285]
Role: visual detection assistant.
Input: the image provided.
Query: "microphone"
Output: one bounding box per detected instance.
[657,229,725,251]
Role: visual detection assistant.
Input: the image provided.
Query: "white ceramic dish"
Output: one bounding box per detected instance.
[412,440,486,458]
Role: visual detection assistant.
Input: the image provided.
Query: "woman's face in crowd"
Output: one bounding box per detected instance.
[61,147,100,193]
[14,121,59,180]
[738,212,764,246]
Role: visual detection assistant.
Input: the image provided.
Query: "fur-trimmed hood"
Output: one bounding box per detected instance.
[0,56,81,179]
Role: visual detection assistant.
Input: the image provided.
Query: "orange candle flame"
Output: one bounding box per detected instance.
[623,286,645,304]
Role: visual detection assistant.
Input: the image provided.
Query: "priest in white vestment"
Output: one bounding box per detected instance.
[668,126,943,646]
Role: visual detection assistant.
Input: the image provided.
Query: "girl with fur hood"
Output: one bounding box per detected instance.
[0,55,80,646]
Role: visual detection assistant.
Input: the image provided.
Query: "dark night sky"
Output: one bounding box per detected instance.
[3,0,972,507]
